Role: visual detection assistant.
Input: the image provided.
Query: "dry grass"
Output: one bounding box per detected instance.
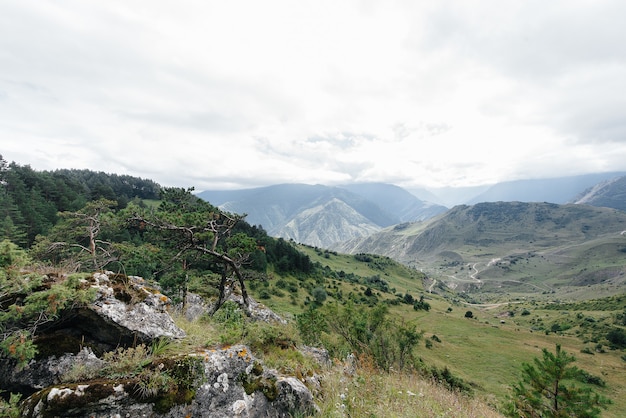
[316,358,504,418]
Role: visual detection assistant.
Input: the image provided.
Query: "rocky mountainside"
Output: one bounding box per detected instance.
[198,183,446,248]
[573,175,626,211]
[2,272,318,417]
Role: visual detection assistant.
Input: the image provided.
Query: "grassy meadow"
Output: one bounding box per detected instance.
[246,245,626,417]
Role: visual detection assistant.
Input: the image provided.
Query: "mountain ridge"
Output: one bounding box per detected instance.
[197,183,446,247]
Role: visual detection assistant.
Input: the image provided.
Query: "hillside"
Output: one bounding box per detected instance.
[574,175,626,211]
[287,246,626,418]
[333,202,626,299]
[2,162,624,417]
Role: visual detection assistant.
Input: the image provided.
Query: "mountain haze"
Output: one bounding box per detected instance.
[197,183,446,248]
[573,175,626,211]
[465,172,626,204]
[341,182,447,222]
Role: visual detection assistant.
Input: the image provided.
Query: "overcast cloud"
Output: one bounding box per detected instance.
[2,0,626,191]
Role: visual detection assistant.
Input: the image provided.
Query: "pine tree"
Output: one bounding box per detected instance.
[506,344,611,417]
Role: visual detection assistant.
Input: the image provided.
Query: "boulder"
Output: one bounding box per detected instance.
[0,272,185,397]
[20,345,319,418]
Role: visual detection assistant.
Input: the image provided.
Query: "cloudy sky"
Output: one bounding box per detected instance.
[2,0,626,191]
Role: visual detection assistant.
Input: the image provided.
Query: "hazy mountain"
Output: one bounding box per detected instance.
[573,175,626,211]
[276,198,381,248]
[340,183,448,221]
[197,183,445,248]
[464,172,626,204]
[416,184,492,207]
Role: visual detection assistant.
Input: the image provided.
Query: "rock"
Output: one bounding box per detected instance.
[182,292,209,322]
[183,292,287,324]
[88,272,186,344]
[0,272,185,397]
[299,346,332,368]
[0,348,105,396]
[20,345,319,418]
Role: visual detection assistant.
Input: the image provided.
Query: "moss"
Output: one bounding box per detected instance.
[153,388,196,414]
[240,364,279,402]
[251,360,264,376]
[131,355,204,414]
[108,274,148,303]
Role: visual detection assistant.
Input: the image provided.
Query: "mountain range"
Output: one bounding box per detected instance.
[197,183,447,247]
[333,201,626,297]
[198,172,626,249]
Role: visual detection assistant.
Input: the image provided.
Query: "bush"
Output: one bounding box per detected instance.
[211,301,245,345]
[296,306,327,346]
[506,344,611,417]
[324,302,422,371]
[426,365,472,394]
[606,328,626,348]
[311,287,327,304]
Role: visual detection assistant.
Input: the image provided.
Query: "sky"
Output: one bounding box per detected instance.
[2,0,626,192]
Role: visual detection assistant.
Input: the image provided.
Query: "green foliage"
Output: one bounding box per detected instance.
[604,327,626,348]
[296,306,327,346]
[0,331,37,368]
[413,295,431,311]
[102,345,152,377]
[244,321,300,353]
[425,365,473,394]
[506,344,611,418]
[210,301,246,345]
[150,338,174,357]
[0,239,31,269]
[0,272,97,367]
[311,287,327,304]
[0,158,160,247]
[0,392,21,418]
[324,302,422,371]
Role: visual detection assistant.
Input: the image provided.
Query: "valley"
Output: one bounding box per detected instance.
[276,246,626,417]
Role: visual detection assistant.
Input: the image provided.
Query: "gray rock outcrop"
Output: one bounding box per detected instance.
[1,272,185,396]
[1,272,319,417]
[20,345,319,418]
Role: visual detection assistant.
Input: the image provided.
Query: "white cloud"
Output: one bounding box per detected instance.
[1,0,625,191]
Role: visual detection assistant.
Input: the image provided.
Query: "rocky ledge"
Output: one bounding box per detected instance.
[0,272,319,417]
[20,345,318,418]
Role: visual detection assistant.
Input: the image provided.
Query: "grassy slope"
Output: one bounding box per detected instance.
[259,246,626,417]
[337,203,626,302]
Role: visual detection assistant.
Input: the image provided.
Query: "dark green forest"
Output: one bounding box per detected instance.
[0,155,313,289]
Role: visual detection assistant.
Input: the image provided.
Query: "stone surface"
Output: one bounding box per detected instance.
[20,345,319,418]
[183,292,287,324]
[0,272,185,397]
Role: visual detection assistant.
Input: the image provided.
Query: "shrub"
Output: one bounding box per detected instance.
[324,302,422,371]
[245,321,300,353]
[0,393,21,418]
[296,306,327,346]
[606,328,626,348]
[311,287,327,304]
